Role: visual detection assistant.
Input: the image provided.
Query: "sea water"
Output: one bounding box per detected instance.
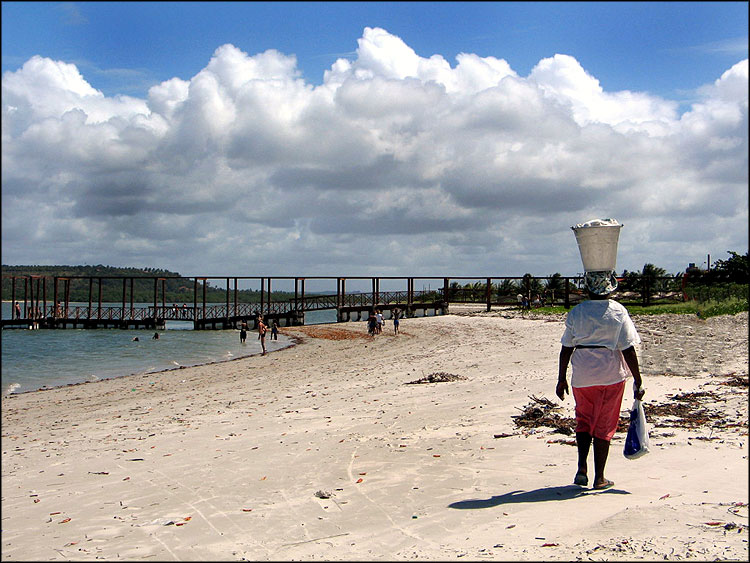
[1,302,336,394]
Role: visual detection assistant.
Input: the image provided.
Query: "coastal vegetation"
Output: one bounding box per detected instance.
[536,297,747,319]
[3,251,746,317]
[0,265,297,303]
[445,251,748,318]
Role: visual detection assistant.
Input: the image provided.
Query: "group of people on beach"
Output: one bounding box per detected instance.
[517,292,547,314]
[367,308,401,336]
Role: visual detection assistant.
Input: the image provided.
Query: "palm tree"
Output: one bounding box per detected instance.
[545,273,563,303]
[642,263,668,293]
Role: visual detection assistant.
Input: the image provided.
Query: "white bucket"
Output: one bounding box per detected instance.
[571,219,623,272]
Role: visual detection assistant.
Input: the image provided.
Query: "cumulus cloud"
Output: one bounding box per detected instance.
[2,27,747,278]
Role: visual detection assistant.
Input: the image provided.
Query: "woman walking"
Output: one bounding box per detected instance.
[556,219,644,490]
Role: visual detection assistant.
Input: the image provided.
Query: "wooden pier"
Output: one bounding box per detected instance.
[2,275,463,330]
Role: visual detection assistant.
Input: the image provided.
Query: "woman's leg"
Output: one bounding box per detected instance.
[575,432,591,485]
[593,437,612,488]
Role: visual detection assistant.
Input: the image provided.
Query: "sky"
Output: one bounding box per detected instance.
[2,1,748,284]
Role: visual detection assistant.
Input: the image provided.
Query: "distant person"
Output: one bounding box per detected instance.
[556,271,644,491]
[132,336,140,342]
[393,308,400,335]
[152,332,160,340]
[271,320,279,341]
[15,302,21,319]
[240,320,248,343]
[367,311,377,336]
[376,310,384,334]
[257,315,268,354]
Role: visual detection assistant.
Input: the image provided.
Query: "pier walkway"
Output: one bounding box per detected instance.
[3,276,471,330]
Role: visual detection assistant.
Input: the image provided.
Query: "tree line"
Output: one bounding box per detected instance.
[0,265,296,303]
[445,251,748,302]
[3,252,747,304]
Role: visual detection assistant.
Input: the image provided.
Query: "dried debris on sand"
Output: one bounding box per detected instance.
[405,372,468,385]
[510,373,749,437]
[291,326,371,340]
[511,395,576,435]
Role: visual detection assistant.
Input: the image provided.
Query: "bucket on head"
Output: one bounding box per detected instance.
[571,218,623,272]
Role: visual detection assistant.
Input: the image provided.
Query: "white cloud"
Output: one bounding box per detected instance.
[2,29,747,278]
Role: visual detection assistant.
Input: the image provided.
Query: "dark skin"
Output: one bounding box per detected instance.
[556,292,644,489]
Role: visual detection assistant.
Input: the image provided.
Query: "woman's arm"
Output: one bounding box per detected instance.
[556,346,575,400]
[622,346,645,399]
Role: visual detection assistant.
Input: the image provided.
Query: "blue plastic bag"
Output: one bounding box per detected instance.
[623,398,650,459]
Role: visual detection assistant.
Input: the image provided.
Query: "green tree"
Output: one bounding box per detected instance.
[521,273,544,297]
[544,273,563,302]
[496,278,519,296]
[711,251,749,283]
[642,263,668,293]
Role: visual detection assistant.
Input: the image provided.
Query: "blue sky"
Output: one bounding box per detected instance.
[3,2,746,102]
[1,2,748,278]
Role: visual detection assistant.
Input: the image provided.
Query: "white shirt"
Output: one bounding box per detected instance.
[561,299,640,388]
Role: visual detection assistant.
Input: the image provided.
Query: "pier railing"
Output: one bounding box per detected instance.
[3,273,704,329]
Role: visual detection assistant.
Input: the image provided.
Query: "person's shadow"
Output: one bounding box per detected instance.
[448,485,629,510]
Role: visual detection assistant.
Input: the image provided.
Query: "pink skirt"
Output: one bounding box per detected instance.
[572,381,626,441]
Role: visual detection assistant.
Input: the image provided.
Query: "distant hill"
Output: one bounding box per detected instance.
[1,265,295,303]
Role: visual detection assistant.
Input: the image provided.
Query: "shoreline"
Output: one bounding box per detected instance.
[2,312,747,560]
[2,333,300,397]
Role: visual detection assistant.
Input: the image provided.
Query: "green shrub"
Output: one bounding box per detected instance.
[540,296,749,318]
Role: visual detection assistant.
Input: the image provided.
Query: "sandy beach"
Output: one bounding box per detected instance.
[2,307,748,561]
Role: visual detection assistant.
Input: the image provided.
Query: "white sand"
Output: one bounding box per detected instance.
[2,308,748,561]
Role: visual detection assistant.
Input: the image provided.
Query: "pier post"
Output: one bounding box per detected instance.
[268,278,272,318]
[301,278,305,315]
[486,278,492,312]
[87,278,93,320]
[226,278,230,328]
[233,278,238,320]
[53,277,58,320]
[64,278,70,320]
[260,278,265,319]
[121,278,126,324]
[10,277,16,319]
[153,278,158,328]
[161,278,166,322]
[98,277,103,320]
[294,278,299,314]
[193,278,198,328]
[202,279,207,325]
